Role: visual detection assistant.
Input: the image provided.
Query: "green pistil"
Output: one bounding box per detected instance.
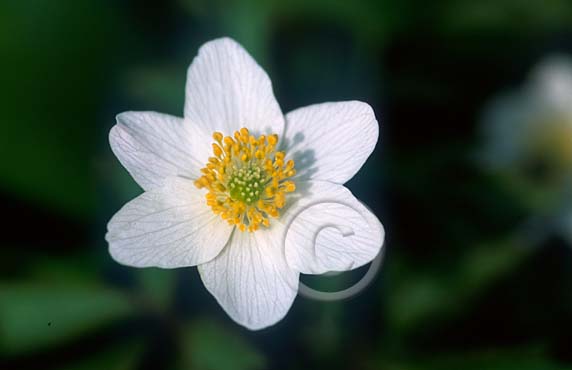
[228,165,266,205]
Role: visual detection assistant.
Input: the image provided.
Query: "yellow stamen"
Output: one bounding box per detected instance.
[194,127,297,232]
[212,132,223,143]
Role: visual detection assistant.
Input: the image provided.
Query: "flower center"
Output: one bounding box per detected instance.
[194,128,296,232]
[522,116,572,181]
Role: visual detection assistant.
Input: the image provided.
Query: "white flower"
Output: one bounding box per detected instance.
[480,55,572,245]
[481,55,572,186]
[106,38,384,330]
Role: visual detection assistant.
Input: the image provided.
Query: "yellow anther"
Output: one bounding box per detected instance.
[283,181,296,192]
[264,159,273,170]
[268,134,278,146]
[213,132,223,142]
[212,143,223,157]
[275,192,285,208]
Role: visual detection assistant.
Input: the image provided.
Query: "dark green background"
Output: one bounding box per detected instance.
[2,0,572,369]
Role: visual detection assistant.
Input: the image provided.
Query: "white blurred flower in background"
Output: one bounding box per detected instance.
[480,55,572,242]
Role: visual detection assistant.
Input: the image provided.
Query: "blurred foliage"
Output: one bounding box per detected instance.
[135,268,178,313]
[179,0,406,51]
[1,0,572,369]
[60,340,144,370]
[374,348,572,370]
[0,282,133,354]
[438,0,572,34]
[0,0,119,217]
[387,236,531,335]
[181,319,266,370]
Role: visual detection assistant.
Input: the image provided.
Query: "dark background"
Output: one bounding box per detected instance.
[2,0,572,369]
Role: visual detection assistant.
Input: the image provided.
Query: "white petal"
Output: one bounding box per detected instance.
[110,111,211,191]
[531,55,572,113]
[283,181,384,274]
[198,226,299,330]
[184,37,284,137]
[282,101,379,184]
[106,177,232,268]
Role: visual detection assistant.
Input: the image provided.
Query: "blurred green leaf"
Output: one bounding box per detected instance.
[62,340,144,370]
[439,0,572,34]
[180,318,266,370]
[123,65,185,115]
[387,236,531,333]
[24,253,101,286]
[136,268,177,313]
[0,282,134,354]
[181,0,407,49]
[379,348,572,370]
[301,302,343,360]
[497,170,568,214]
[0,0,118,217]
